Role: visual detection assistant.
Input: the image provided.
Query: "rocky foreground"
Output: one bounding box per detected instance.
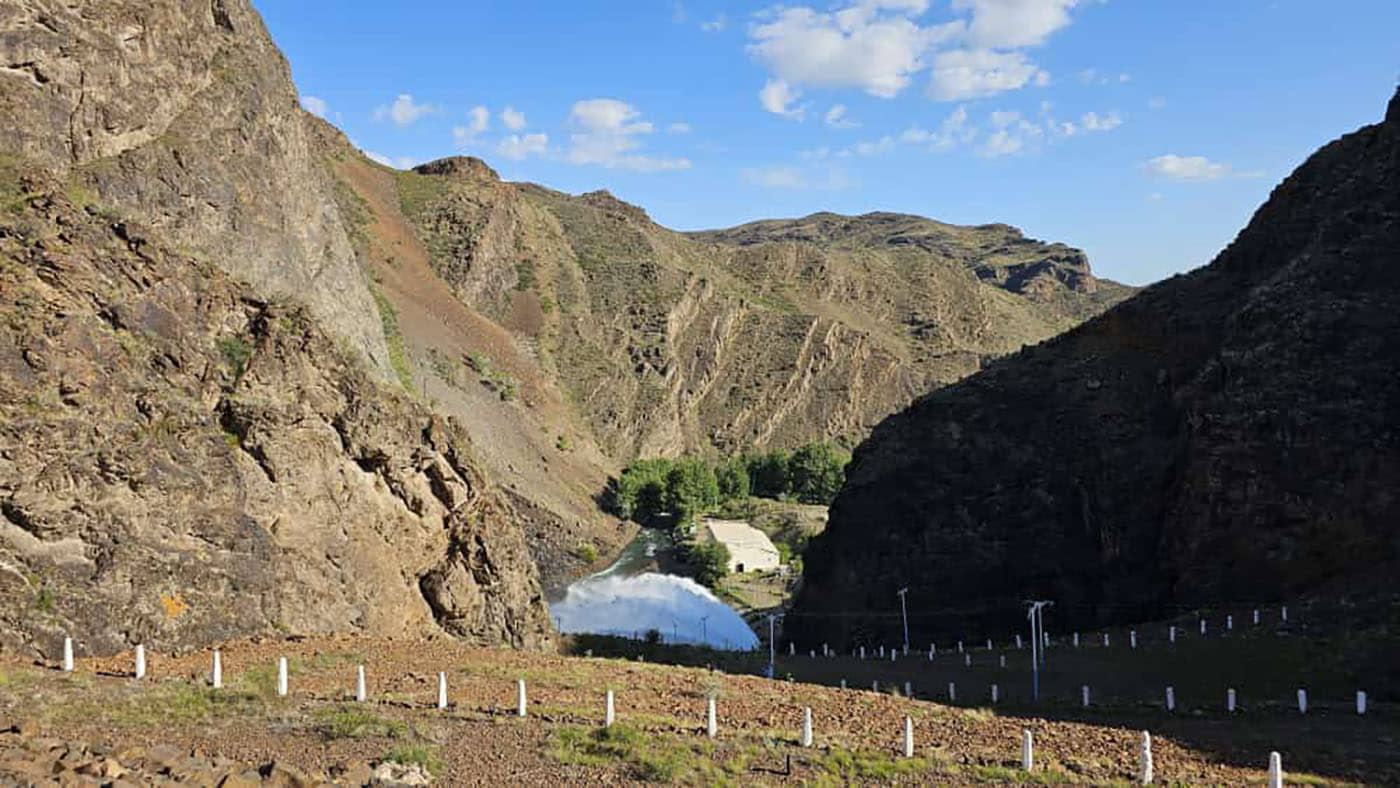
[0,634,1389,785]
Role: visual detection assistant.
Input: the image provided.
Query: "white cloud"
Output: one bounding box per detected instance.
[798,146,832,160]
[747,2,962,99]
[825,104,860,128]
[451,106,492,148]
[852,135,897,156]
[496,133,549,161]
[990,109,1021,127]
[372,93,439,126]
[742,165,808,188]
[501,106,527,131]
[899,104,976,150]
[1080,110,1122,132]
[364,150,420,170]
[954,0,1081,49]
[1143,154,1231,181]
[301,96,329,118]
[759,79,807,120]
[566,98,691,172]
[667,122,693,134]
[701,13,728,32]
[928,49,1047,101]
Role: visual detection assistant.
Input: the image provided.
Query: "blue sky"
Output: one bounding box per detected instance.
[257,1,1399,285]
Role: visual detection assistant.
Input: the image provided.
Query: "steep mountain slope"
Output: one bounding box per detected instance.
[789,89,1400,649]
[388,159,1134,462]
[0,168,552,656]
[0,0,391,375]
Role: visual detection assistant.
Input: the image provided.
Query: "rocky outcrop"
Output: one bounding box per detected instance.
[393,168,1135,462]
[788,88,1400,648]
[0,169,552,657]
[0,0,391,377]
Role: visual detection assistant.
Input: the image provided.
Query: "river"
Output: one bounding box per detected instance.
[548,529,760,650]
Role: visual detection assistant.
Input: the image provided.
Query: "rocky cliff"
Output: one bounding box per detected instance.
[789,88,1400,649]
[0,0,391,376]
[390,160,1134,462]
[0,167,552,657]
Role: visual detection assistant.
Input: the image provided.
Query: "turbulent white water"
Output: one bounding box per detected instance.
[550,532,759,650]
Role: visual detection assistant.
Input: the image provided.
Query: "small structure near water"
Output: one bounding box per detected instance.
[702,518,781,573]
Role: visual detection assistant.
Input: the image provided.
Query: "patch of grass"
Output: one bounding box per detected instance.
[315,704,409,740]
[394,170,450,222]
[216,336,253,377]
[52,685,261,729]
[547,723,711,782]
[381,744,444,776]
[515,259,538,291]
[572,543,599,564]
[967,764,1072,784]
[34,585,55,613]
[556,434,572,451]
[370,285,415,391]
[815,747,936,782]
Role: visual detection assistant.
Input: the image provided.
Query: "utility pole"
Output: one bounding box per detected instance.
[1025,600,1053,702]
[897,587,910,654]
[766,613,783,678]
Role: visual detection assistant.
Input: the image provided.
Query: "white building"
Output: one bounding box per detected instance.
[702,518,781,574]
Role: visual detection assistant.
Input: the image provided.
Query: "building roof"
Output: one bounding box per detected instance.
[703,519,780,558]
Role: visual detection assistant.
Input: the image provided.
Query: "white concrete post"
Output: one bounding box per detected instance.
[890,651,896,663]
[517,678,527,717]
[1281,605,1288,623]
[801,707,813,748]
[1021,729,1034,771]
[1253,608,1260,625]
[707,696,717,737]
[964,653,971,667]
[948,682,956,702]
[1103,632,1110,647]
[840,678,846,689]
[931,643,936,656]
[1357,690,1367,715]
[1227,688,1236,713]
[1140,731,1154,784]
[1131,630,1138,649]
[1165,686,1175,712]
[1043,631,1049,648]
[789,642,795,656]
[999,654,1006,668]
[879,645,885,658]
[928,648,934,661]
[1297,688,1307,715]
[904,681,912,698]
[957,640,964,653]
[873,680,879,692]
[1014,635,1022,649]
[212,650,222,689]
[991,684,999,703]
[809,650,815,658]
[860,646,866,660]
[356,665,367,702]
[62,637,73,672]
[987,638,994,650]
[1169,625,1176,644]
[437,672,448,709]
[903,716,914,758]
[134,645,146,680]
[1226,614,1233,631]
[1073,632,1080,648]
[1268,751,1283,788]
[1199,618,1206,636]
[605,689,615,727]
[1081,685,1090,707]
[276,656,287,697]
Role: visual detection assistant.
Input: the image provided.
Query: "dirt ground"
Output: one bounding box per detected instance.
[0,632,1388,786]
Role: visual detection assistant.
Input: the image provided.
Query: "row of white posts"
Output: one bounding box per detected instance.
[58,641,1310,784]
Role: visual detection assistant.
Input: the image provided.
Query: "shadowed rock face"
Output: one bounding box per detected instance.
[0,0,391,377]
[789,89,1400,649]
[0,173,553,657]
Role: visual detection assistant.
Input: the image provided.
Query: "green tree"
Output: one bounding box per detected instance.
[715,458,751,503]
[788,442,850,504]
[664,458,719,528]
[608,458,674,524]
[687,541,731,589]
[748,450,790,499]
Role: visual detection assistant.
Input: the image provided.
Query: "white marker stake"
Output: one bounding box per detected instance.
[904,681,913,698]
[134,645,146,680]
[801,707,813,748]
[999,655,1006,668]
[437,672,448,709]
[518,678,527,717]
[1043,631,1050,648]
[1227,688,1236,713]
[1021,730,1034,771]
[1015,635,1022,649]
[991,684,999,704]
[1131,630,1138,649]
[62,637,74,672]
[1199,619,1206,636]
[1226,614,1233,631]
[1073,632,1080,648]
[1268,752,1283,788]
[958,641,964,653]
[1169,626,1176,644]
[860,646,866,660]
[928,648,934,662]
[1357,690,1367,715]
[840,678,846,690]
[1254,609,1260,625]
[605,689,615,727]
[965,653,971,667]
[789,642,795,656]
[707,696,717,737]
[948,682,956,702]
[356,665,367,702]
[1165,686,1175,713]
[1081,685,1090,708]
[1140,731,1154,784]
[879,646,885,658]
[903,716,914,758]
[890,651,896,663]
[1103,632,1110,647]
[810,650,815,658]
[1281,606,1288,623]
[987,638,994,651]
[276,657,287,697]
[1297,689,1307,715]
[873,680,879,693]
[212,650,222,689]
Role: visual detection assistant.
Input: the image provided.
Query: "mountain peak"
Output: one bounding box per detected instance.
[414,156,500,182]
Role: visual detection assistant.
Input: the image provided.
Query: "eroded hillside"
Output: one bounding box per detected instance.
[789,89,1400,652]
